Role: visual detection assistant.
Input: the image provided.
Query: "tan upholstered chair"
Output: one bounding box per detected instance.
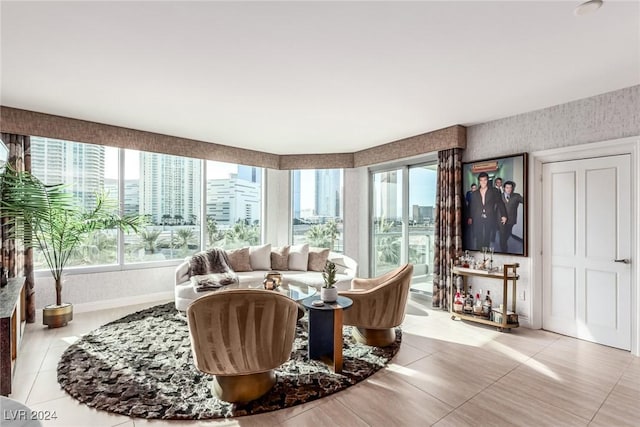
[339,264,413,347]
[186,289,298,403]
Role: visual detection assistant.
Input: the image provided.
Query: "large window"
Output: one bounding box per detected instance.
[29,137,263,271]
[408,165,437,293]
[371,163,437,293]
[124,150,202,263]
[205,161,262,249]
[371,169,404,275]
[31,137,119,268]
[291,169,344,252]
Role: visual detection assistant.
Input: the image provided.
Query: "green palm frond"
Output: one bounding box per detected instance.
[1,167,143,305]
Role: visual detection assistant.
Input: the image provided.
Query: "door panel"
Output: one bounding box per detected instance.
[543,155,631,350]
[550,171,576,257]
[585,270,617,329]
[585,168,616,259]
[550,266,576,321]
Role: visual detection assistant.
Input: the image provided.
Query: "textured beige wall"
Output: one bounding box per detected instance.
[279,153,354,169]
[463,84,640,328]
[354,125,466,167]
[465,85,640,161]
[1,106,466,168]
[0,106,280,168]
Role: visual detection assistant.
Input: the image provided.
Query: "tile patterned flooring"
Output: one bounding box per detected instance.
[7,295,639,426]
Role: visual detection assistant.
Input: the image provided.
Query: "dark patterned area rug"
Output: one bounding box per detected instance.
[57,302,401,419]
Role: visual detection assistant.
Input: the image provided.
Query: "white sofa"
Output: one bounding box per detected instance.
[175,251,358,311]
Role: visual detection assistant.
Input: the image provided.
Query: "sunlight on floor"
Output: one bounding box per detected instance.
[521,357,563,382]
[485,340,561,381]
[59,336,80,345]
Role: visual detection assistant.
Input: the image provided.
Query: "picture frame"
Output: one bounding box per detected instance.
[462,152,528,256]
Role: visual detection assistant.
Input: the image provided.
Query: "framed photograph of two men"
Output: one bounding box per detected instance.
[462,153,528,256]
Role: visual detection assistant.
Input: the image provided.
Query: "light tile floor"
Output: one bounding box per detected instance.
[7,295,639,427]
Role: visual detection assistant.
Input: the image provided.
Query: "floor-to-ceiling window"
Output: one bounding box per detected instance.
[371,168,404,276]
[371,162,437,293]
[29,137,263,271]
[30,137,119,268]
[291,169,344,252]
[205,161,262,249]
[124,150,202,263]
[408,164,437,293]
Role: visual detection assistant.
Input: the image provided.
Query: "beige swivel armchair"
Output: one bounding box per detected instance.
[339,264,413,347]
[186,289,299,403]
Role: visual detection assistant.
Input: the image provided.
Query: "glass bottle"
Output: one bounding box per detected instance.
[483,290,492,318]
[454,289,463,313]
[474,288,483,315]
[464,285,473,314]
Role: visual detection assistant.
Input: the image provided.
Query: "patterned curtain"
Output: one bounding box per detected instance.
[0,133,35,322]
[432,148,463,309]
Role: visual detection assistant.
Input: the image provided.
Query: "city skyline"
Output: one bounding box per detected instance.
[104,148,244,180]
[30,137,434,224]
[293,169,344,218]
[30,138,262,226]
[373,167,437,221]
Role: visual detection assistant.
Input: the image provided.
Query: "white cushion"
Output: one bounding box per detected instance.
[249,244,272,270]
[288,244,309,271]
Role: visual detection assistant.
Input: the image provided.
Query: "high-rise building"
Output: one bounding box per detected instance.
[206,174,261,226]
[139,152,201,224]
[412,205,434,224]
[123,180,139,216]
[30,137,105,208]
[237,165,261,184]
[315,169,341,218]
[103,178,118,202]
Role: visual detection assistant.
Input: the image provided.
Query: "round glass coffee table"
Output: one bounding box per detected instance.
[242,279,316,319]
[276,281,317,301]
[280,281,316,319]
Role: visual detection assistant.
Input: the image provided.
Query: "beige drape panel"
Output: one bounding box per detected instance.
[1,133,35,322]
[432,148,463,310]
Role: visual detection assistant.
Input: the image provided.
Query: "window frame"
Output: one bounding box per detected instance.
[290,168,345,253]
[368,153,438,291]
[29,140,265,276]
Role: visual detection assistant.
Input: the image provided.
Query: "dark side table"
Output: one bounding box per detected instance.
[302,295,353,373]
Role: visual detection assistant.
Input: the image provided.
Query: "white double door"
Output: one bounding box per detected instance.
[542,155,632,350]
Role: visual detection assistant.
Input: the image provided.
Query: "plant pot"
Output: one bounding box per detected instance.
[43,303,73,328]
[320,286,338,303]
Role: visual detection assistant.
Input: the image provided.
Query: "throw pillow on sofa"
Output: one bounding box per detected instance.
[249,243,272,270]
[226,247,252,272]
[308,247,330,271]
[271,245,290,270]
[288,244,309,271]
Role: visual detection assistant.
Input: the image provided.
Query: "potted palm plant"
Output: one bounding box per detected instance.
[321,260,338,302]
[0,167,141,328]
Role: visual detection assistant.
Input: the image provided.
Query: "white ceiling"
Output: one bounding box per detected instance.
[1,1,638,155]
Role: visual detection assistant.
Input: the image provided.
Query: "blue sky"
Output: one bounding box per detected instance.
[410,167,437,207]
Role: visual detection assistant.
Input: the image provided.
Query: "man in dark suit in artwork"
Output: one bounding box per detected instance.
[467,172,506,250]
[499,180,524,252]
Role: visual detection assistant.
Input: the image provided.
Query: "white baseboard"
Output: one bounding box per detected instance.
[73,291,174,314]
[517,315,532,329]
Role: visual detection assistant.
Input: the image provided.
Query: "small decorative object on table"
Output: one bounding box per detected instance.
[263,271,282,290]
[320,260,338,302]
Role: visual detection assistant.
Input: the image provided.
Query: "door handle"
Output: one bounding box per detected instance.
[614,259,630,264]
